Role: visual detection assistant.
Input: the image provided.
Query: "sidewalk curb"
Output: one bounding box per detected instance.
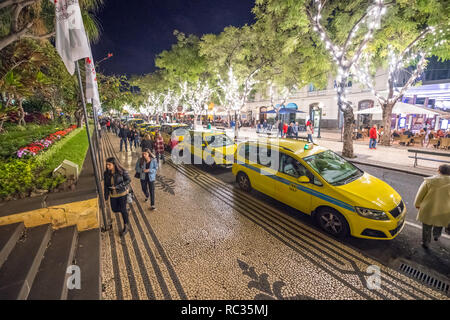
[345,158,432,177]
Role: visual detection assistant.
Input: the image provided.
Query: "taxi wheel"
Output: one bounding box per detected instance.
[237,172,252,192]
[316,208,349,238]
[202,156,216,170]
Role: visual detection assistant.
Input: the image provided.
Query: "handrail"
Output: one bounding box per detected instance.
[407,149,450,167]
[407,149,450,157]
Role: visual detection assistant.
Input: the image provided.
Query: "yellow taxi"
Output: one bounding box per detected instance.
[139,124,160,137]
[160,123,190,150]
[175,130,237,167]
[232,139,406,240]
[127,118,146,129]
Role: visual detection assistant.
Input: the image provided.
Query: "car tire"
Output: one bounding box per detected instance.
[316,208,349,238]
[237,172,252,192]
[202,156,216,170]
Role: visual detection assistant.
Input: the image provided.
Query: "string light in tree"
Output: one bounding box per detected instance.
[217,67,258,115]
[180,80,214,127]
[351,24,448,107]
[310,0,387,111]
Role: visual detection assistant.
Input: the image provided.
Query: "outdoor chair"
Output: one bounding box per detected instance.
[440,137,450,150]
[428,138,440,149]
[411,135,425,147]
[399,135,412,146]
[392,135,401,144]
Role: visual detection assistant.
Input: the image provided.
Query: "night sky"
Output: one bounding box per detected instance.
[92,0,256,77]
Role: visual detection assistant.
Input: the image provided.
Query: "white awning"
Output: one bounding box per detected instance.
[355,102,440,116]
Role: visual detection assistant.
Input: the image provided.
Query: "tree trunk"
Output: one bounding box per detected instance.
[342,107,355,158]
[74,107,84,128]
[234,111,239,139]
[381,102,394,146]
[18,98,25,126]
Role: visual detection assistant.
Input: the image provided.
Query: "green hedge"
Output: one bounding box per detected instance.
[0,127,90,200]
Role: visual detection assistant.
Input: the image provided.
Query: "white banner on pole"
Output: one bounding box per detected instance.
[51,0,91,75]
[85,49,101,110]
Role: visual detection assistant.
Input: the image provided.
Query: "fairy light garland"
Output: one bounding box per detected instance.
[311,0,387,110]
[180,80,213,121]
[352,24,448,106]
[218,67,258,115]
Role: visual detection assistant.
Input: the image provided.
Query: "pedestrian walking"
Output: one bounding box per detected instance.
[306,122,314,143]
[131,128,140,148]
[106,120,111,132]
[127,127,136,152]
[278,121,283,137]
[369,124,378,149]
[104,157,131,237]
[414,164,450,249]
[119,125,130,152]
[287,122,294,138]
[294,122,299,139]
[283,122,288,138]
[140,133,154,152]
[155,132,166,164]
[135,149,158,210]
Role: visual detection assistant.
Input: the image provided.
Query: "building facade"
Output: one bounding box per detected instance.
[243,58,450,130]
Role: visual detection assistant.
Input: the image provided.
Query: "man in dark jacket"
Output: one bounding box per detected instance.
[278,121,284,137]
[119,125,130,152]
[287,123,295,138]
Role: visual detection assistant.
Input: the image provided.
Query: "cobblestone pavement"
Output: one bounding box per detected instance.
[100,132,448,300]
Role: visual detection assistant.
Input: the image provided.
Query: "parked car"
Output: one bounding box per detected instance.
[232,139,406,240]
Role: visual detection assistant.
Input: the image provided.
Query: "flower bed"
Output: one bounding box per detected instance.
[16,125,77,158]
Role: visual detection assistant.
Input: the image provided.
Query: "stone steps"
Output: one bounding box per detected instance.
[0,223,101,300]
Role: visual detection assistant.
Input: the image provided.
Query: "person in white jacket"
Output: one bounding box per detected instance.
[414,164,450,249]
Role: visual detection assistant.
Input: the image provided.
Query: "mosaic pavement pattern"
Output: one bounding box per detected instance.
[100,133,448,300]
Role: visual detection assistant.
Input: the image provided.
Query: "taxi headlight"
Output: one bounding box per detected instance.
[355,207,389,220]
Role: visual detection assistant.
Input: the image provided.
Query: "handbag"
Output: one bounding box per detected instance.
[134,172,140,179]
[127,191,133,204]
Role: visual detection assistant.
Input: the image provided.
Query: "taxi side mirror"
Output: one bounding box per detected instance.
[297,176,310,183]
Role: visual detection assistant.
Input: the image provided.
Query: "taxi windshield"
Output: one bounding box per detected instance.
[207,134,234,147]
[303,150,363,185]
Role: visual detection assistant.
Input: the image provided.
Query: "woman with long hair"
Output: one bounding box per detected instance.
[104,157,131,236]
[135,149,158,210]
[140,133,154,152]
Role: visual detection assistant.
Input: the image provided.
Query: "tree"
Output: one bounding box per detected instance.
[0,39,50,126]
[0,0,103,52]
[201,25,272,137]
[307,0,387,158]
[252,3,331,124]
[351,0,449,145]
[217,66,257,136]
[139,91,161,122]
[155,31,208,85]
[180,80,213,129]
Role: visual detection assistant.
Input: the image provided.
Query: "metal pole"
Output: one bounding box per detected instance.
[75,61,110,232]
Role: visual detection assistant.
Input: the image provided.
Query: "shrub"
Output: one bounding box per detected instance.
[0,158,39,198]
[24,112,50,125]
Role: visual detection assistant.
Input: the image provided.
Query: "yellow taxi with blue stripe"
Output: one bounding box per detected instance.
[232,139,406,240]
[139,123,160,137]
[176,129,237,168]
